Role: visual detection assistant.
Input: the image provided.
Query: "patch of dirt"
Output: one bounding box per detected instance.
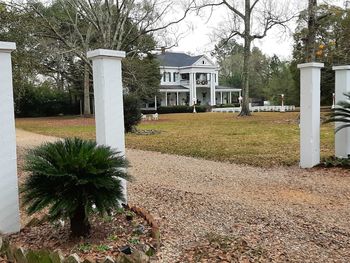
[8,211,155,261]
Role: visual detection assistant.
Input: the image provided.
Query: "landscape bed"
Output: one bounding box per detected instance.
[16,112,334,167]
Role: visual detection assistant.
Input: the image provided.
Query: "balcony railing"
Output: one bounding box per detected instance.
[180,80,210,86]
[180,80,189,86]
[196,80,209,85]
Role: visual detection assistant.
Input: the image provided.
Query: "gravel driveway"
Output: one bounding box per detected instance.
[16,129,350,262]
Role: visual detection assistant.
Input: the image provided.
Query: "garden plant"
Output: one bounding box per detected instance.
[326,93,350,132]
[21,137,130,237]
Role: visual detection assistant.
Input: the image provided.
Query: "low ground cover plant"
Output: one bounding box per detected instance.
[322,92,350,168]
[21,137,130,237]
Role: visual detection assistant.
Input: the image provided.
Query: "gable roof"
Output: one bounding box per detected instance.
[157,52,203,67]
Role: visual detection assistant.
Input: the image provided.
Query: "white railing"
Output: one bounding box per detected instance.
[212,105,296,113]
[180,80,189,86]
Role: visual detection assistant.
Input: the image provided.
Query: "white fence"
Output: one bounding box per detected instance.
[212,105,296,113]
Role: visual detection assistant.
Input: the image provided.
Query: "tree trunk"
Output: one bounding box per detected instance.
[70,204,90,237]
[239,0,252,116]
[306,0,317,62]
[83,63,91,116]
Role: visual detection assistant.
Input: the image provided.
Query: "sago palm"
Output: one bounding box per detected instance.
[326,93,350,132]
[22,137,130,237]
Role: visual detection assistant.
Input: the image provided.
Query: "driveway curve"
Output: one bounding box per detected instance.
[16,129,350,262]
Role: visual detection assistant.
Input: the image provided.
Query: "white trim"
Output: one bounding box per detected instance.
[216,88,241,92]
[87,49,125,59]
[297,62,324,69]
[179,65,219,70]
[160,89,190,93]
[192,54,215,67]
[0,41,16,52]
[333,65,350,71]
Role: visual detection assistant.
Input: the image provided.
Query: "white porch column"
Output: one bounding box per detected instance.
[193,73,197,104]
[297,62,324,168]
[176,92,179,106]
[87,49,127,203]
[155,96,157,111]
[229,92,232,104]
[0,42,20,234]
[333,66,350,158]
[220,92,223,104]
[165,92,168,106]
[210,73,216,106]
[189,73,194,106]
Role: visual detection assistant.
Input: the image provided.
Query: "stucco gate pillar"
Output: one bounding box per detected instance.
[297,62,324,168]
[0,42,20,234]
[87,49,127,203]
[333,66,350,158]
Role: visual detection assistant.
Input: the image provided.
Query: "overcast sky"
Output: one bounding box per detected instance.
[169,0,345,60]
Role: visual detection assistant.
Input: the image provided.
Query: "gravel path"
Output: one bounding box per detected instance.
[16,129,350,262]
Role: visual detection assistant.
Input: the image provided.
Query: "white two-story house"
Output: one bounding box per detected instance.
[157,51,241,107]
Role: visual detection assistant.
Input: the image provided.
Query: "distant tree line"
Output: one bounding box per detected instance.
[214,2,350,107]
[292,3,350,106]
[0,0,193,117]
[213,40,298,106]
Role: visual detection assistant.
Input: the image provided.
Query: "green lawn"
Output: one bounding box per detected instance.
[16,112,335,167]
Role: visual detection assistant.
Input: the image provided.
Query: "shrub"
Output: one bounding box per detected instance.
[320,156,350,168]
[22,138,130,237]
[141,105,208,114]
[124,94,142,132]
[15,82,79,117]
[212,103,240,108]
[325,93,350,132]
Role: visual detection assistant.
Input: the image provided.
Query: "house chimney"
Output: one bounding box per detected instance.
[161,46,166,54]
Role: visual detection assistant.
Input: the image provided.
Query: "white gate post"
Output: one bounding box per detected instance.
[298,62,324,168]
[0,42,20,234]
[333,66,350,158]
[87,49,127,203]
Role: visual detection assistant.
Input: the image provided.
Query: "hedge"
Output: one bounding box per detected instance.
[142,105,208,114]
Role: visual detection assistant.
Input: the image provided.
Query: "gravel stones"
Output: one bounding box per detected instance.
[16,129,350,262]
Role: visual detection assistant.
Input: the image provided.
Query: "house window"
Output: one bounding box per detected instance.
[173,72,179,82]
[163,72,171,82]
[202,60,205,64]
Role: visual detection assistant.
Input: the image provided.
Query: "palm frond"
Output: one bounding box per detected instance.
[22,137,130,222]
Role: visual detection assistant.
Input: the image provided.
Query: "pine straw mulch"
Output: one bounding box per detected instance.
[8,210,156,261]
[176,233,269,263]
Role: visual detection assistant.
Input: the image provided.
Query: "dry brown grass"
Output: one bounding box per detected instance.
[16,112,334,167]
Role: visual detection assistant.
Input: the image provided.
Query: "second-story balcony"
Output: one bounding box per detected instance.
[180,79,190,86]
[180,79,209,86]
[196,79,209,86]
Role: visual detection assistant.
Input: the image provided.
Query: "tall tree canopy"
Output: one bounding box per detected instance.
[2,0,194,115]
[197,0,294,116]
[292,3,350,105]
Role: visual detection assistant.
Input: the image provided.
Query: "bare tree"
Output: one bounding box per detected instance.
[12,0,195,115]
[305,0,317,62]
[197,0,295,116]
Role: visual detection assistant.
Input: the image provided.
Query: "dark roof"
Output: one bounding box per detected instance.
[157,52,202,67]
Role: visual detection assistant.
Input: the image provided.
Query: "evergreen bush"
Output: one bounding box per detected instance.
[22,138,130,237]
[123,94,142,132]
